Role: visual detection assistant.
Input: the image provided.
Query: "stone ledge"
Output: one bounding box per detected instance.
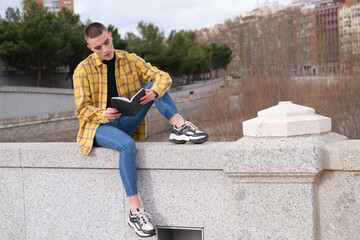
[225,133,347,175]
[0,111,76,129]
[0,142,229,170]
[321,140,360,171]
[0,86,74,95]
[0,132,348,176]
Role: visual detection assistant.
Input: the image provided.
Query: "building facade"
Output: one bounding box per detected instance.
[339,2,360,71]
[293,3,318,75]
[33,0,74,12]
[195,0,360,76]
[316,1,340,74]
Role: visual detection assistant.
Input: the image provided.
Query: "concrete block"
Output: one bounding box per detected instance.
[0,143,21,167]
[20,142,119,169]
[0,86,75,120]
[317,171,360,240]
[230,183,315,240]
[130,170,317,240]
[130,169,233,240]
[225,133,346,177]
[19,142,231,170]
[322,140,360,171]
[243,101,331,137]
[23,168,125,240]
[135,142,229,170]
[0,168,25,240]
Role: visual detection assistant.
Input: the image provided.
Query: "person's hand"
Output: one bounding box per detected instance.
[106,108,121,120]
[140,89,157,105]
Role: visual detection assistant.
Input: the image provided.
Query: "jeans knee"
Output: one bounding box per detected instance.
[118,137,136,155]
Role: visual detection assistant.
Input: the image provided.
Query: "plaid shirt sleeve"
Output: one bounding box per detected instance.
[131,54,172,98]
[73,57,111,155]
[73,62,109,124]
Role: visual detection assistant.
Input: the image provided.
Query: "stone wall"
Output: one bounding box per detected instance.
[1,102,359,240]
[1,134,359,240]
[0,70,72,89]
[0,86,75,120]
[317,140,360,239]
[0,112,78,142]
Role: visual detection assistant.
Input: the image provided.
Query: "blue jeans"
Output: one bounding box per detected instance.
[94,82,179,197]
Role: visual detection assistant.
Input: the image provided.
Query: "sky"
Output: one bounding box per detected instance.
[0,0,290,37]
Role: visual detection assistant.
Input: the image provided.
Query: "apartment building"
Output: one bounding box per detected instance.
[339,2,360,60]
[195,0,360,76]
[315,1,340,74]
[293,3,318,75]
[288,0,316,4]
[33,0,74,12]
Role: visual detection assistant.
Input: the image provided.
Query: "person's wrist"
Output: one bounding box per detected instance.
[152,90,158,98]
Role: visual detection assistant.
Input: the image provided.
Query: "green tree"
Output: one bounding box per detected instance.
[137,21,165,67]
[125,32,142,56]
[124,23,213,83]
[180,43,208,83]
[125,21,165,68]
[208,43,233,78]
[0,1,90,87]
[163,30,192,76]
[21,0,63,86]
[4,6,21,23]
[107,24,127,50]
[164,30,209,83]
[0,7,30,71]
[56,8,88,81]
[0,0,62,86]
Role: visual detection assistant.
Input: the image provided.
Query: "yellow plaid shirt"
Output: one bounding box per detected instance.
[73,50,172,155]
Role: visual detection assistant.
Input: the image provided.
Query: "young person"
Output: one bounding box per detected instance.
[73,22,208,238]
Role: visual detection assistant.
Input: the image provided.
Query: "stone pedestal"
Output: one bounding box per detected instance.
[243,101,331,137]
[229,101,338,239]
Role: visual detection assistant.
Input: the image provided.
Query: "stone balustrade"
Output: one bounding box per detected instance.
[1,102,359,240]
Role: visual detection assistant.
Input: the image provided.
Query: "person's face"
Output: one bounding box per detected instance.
[87,31,114,61]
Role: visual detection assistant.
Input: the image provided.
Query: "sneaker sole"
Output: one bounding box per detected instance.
[190,134,209,144]
[169,138,187,144]
[169,135,209,144]
[169,134,208,144]
[128,221,156,238]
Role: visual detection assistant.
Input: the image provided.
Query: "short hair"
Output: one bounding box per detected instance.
[84,22,108,41]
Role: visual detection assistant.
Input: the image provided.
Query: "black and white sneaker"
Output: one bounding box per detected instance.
[169,120,209,144]
[128,208,156,238]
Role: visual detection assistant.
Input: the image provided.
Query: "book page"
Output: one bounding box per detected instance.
[130,88,144,102]
[111,96,130,102]
[111,88,144,103]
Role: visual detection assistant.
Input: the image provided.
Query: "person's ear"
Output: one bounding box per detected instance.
[109,32,113,39]
[87,45,92,51]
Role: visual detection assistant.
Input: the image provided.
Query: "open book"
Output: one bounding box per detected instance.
[111,88,146,117]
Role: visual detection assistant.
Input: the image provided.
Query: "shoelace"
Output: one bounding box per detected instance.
[185,120,200,131]
[133,209,152,226]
